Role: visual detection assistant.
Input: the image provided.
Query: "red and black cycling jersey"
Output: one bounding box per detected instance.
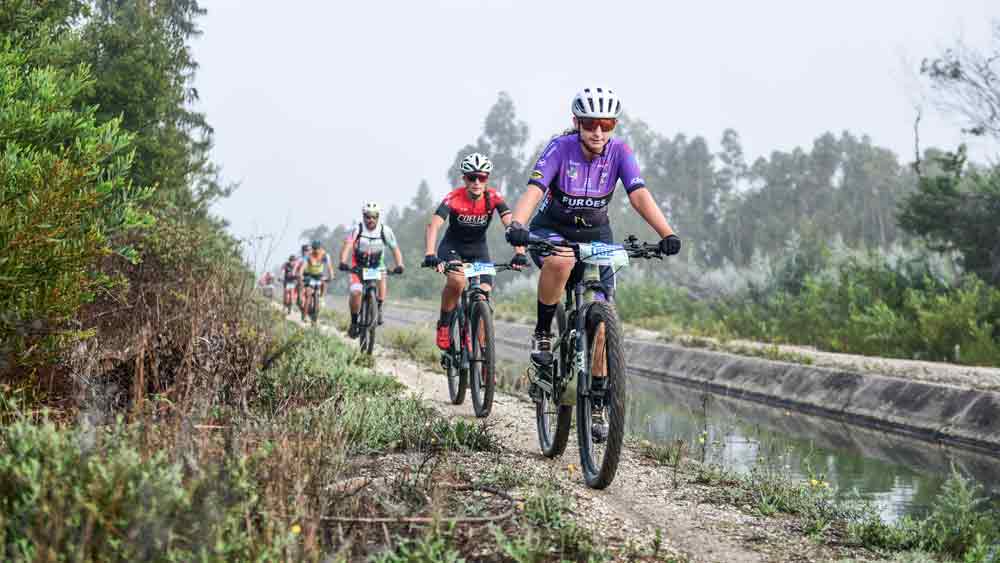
[435,187,511,243]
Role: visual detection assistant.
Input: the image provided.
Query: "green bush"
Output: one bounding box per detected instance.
[611,247,1000,365]
[0,418,283,561]
[848,466,1000,561]
[0,41,150,375]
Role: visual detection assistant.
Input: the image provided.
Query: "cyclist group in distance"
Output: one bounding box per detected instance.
[279,84,681,359]
[279,204,404,331]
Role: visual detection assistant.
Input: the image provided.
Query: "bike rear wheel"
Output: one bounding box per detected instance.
[577,301,626,489]
[535,302,571,458]
[446,312,467,405]
[469,300,495,418]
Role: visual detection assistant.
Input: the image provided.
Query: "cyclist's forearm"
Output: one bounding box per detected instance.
[511,185,544,225]
[339,243,351,264]
[628,188,675,238]
[393,247,404,267]
[425,215,444,255]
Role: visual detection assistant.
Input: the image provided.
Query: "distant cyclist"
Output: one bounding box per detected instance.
[338,202,405,337]
[423,153,527,350]
[280,253,300,310]
[504,86,681,390]
[294,243,311,312]
[300,239,334,319]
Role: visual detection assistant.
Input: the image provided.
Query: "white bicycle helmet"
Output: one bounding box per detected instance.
[460,153,494,174]
[361,201,381,216]
[571,86,623,118]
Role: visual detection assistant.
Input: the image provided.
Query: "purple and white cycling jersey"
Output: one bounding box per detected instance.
[528,133,646,230]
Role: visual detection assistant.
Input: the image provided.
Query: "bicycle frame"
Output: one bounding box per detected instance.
[528,236,661,405]
[441,262,494,372]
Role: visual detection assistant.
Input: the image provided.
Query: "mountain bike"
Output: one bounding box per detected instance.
[348,265,402,355]
[425,258,520,417]
[302,275,325,325]
[524,235,665,489]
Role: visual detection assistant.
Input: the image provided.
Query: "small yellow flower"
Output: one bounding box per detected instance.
[516,502,525,511]
[698,436,706,444]
[291,524,302,535]
[810,479,819,487]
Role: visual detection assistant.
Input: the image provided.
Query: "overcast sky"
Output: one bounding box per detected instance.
[191,0,999,262]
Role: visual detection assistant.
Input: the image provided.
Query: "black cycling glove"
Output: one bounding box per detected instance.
[338,262,351,272]
[510,253,529,268]
[505,221,530,246]
[422,255,441,268]
[393,265,405,275]
[659,234,682,256]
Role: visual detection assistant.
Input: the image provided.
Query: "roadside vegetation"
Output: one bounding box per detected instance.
[2,328,652,561]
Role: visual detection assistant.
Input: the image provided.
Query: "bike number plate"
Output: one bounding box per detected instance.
[362,268,382,281]
[285,282,296,289]
[309,278,322,287]
[463,262,496,278]
[578,242,629,268]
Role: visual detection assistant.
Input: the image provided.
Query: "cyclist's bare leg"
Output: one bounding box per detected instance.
[441,269,465,313]
[349,290,362,314]
[377,278,388,301]
[538,253,575,306]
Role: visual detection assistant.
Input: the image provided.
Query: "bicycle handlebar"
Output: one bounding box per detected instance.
[347,266,403,276]
[421,261,525,274]
[524,234,666,260]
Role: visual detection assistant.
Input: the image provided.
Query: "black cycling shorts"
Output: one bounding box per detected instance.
[437,236,493,286]
[527,221,616,300]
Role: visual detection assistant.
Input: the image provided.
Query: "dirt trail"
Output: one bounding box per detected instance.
[290,308,863,562]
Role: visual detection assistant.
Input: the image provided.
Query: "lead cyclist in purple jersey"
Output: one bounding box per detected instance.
[505,86,682,360]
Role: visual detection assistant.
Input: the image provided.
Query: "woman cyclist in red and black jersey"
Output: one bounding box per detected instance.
[422,153,528,349]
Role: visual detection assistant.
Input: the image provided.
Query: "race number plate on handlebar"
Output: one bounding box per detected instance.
[362,268,382,281]
[285,282,296,289]
[463,262,496,278]
[308,278,322,287]
[577,243,630,268]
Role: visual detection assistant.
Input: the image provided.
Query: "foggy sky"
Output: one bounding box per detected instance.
[191,0,999,265]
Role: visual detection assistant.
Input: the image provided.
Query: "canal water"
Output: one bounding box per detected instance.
[626,373,1000,521]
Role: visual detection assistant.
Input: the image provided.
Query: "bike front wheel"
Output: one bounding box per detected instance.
[469,300,495,418]
[359,288,377,355]
[576,301,626,489]
[308,290,319,324]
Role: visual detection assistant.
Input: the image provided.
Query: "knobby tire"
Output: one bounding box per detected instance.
[470,300,495,418]
[577,301,626,489]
